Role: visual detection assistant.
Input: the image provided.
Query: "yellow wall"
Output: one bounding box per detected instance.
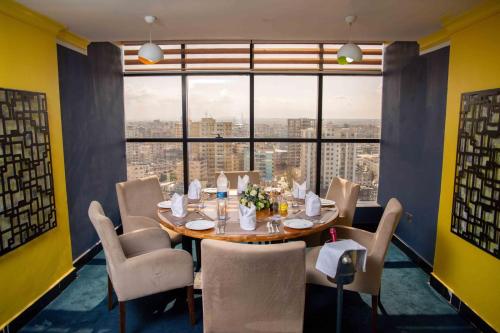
[0,4,74,329]
[432,11,500,331]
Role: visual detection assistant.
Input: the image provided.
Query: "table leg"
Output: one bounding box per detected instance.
[195,239,202,272]
[182,236,193,255]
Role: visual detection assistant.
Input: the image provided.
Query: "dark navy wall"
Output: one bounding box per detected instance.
[379,42,449,265]
[57,42,126,260]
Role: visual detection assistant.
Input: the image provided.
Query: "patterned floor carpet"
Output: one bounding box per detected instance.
[20,243,477,332]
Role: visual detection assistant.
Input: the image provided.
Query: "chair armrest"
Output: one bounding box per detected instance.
[119,228,171,257]
[335,226,375,252]
[114,249,194,301]
[123,215,161,233]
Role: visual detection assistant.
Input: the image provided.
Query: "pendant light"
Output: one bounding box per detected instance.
[337,15,363,65]
[138,16,163,64]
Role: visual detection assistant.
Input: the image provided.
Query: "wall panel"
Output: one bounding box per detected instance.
[58,42,126,260]
[379,42,449,264]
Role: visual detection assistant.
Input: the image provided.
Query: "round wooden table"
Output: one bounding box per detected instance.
[157,197,339,243]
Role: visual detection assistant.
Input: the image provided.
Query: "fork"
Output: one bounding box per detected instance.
[271,220,280,233]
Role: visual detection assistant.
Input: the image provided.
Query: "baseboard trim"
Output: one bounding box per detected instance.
[429,275,496,333]
[391,234,433,274]
[5,225,122,333]
[5,270,76,333]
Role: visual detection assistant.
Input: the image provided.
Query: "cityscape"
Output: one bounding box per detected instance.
[126,117,380,202]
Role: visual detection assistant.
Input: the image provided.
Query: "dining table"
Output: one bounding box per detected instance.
[157,192,339,271]
[158,193,339,242]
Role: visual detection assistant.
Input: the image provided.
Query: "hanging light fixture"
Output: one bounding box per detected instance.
[138,16,163,64]
[337,15,362,65]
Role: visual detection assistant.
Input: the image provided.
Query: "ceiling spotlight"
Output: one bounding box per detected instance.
[138,16,163,64]
[337,15,362,65]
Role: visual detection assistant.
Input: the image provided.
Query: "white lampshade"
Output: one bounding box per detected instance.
[138,42,163,64]
[337,43,363,64]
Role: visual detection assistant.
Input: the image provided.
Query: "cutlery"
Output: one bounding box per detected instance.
[272,220,280,233]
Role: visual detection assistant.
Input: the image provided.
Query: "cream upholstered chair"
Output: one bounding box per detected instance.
[305,198,403,332]
[116,176,181,245]
[325,176,360,227]
[304,177,360,247]
[201,239,306,333]
[213,170,260,189]
[88,201,195,333]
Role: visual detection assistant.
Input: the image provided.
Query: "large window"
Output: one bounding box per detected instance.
[124,76,182,138]
[255,76,318,138]
[124,74,382,202]
[187,76,249,138]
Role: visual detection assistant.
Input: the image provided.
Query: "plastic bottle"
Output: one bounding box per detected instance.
[216,171,228,220]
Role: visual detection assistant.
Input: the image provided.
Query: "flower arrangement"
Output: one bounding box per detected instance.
[239,184,271,211]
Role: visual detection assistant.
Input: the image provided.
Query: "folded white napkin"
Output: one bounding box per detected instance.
[171,193,188,218]
[188,179,202,200]
[305,191,321,216]
[237,175,250,194]
[315,240,367,278]
[293,181,307,199]
[239,204,256,231]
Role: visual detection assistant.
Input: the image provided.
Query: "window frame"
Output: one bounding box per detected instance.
[124,71,381,199]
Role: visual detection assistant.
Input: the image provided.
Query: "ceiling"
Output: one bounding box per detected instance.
[18,0,481,42]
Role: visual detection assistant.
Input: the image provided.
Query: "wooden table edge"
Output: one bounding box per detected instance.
[157,209,339,243]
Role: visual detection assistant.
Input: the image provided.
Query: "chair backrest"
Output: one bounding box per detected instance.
[201,239,306,333]
[116,176,163,223]
[88,201,126,274]
[325,177,360,226]
[214,171,260,189]
[371,198,403,262]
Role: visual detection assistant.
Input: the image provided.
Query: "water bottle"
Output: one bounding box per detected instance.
[216,171,228,221]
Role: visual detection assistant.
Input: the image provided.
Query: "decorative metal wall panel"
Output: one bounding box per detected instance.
[452,88,499,258]
[0,88,57,256]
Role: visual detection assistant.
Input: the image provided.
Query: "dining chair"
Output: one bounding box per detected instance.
[305,198,403,333]
[201,239,306,333]
[325,176,360,227]
[304,176,360,247]
[88,201,195,333]
[116,176,181,245]
[214,170,260,189]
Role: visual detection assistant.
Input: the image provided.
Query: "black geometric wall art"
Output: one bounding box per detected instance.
[451,88,499,258]
[0,87,57,256]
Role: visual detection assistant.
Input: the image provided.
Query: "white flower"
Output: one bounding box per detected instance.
[241,198,247,205]
[250,190,257,196]
[258,193,264,199]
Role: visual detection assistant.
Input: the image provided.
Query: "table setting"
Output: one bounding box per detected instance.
[157,177,339,242]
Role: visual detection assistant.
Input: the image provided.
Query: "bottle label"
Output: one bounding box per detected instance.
[216,191,228,199]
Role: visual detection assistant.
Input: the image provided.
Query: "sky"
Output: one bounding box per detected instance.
[124,75,382,122]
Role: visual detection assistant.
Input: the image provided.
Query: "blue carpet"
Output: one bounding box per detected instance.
[21,244,477,332]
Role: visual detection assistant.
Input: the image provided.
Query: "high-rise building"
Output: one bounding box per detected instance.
[287,118,316,167]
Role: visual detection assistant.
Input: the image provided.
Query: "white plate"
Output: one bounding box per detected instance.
[321,199,336,206]
[185,220,215,231]
[157,201,172,209]
[284,219,314,229]
[202,187,217,194]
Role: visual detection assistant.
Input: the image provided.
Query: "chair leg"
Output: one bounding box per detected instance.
[107,275,114,310]
[187,286,196,326]
[119,301,126,333]
[371,294,378,333]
